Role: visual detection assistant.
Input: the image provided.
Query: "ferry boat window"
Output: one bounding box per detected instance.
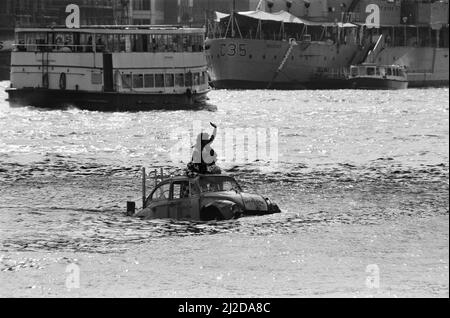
[80,34,94,52]
[53,33,73,52]
[96,34,107,52]
[367,67,375,76]
[166,35,175,52]
[133,74,144,89]
[144,74,155,88]
[173,35,183,52]
[191,35,204,52]
[185,72,193,87]
[183,35,192,52]
[165,74,175,87]
[175,74,185,87]
[24,32,47,51]
[132,34,145,52]
[118,34,127,52]
[155,74,165,88]
[351,67,358,77]
[150,35,157,51]
[152,35,167,52]
[386,68,392,76]
[193,73,200,86]
[376,68,380,76]
[122,74,132,89]
[106,34,115,53]
[201,72,207,85]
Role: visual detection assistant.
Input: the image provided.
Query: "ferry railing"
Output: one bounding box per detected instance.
[13,43,101,53]
[12,43,205,54]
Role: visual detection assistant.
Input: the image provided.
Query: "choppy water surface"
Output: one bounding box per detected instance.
[0,81,448,297]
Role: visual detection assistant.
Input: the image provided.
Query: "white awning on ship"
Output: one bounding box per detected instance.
[215,10,357,27]
[215,10,305,24]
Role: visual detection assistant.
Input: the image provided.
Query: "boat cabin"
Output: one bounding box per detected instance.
[349,64,407,79]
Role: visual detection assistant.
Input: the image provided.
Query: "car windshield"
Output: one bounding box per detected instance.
[198,176,241,193]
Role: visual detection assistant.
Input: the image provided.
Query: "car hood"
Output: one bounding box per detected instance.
[201,191,268,212]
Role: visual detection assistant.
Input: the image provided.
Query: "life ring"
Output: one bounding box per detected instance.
[42,73,49,89]
[59,73,67,90]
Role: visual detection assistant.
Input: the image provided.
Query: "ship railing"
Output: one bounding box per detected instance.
[12,43,205,54]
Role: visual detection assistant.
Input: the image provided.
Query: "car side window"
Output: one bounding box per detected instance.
[172,181,190,200]
[151,183,171,201]
[190,181,200,197]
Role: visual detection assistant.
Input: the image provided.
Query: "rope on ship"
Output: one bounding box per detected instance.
[266,39,298,89]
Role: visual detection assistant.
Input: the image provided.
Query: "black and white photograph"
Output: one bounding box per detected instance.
[0,0,448,302]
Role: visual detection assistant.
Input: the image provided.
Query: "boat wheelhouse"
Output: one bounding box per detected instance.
[6,25,210,110]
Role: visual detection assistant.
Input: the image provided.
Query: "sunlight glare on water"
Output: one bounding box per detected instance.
[0,81,448,297]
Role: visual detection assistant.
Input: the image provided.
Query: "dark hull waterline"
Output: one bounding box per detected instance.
[6,88,209,111]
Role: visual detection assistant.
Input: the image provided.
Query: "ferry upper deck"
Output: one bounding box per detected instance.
[14,25,206,54]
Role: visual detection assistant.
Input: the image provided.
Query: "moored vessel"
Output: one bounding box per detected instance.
[205,0,449,90]
[6,25,210,111]
[206,10,360,89]
[309,63,408,89]
[347,64,408,89]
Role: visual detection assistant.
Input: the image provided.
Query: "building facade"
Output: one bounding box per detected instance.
[163,0,261,27]
[128,0,165,25]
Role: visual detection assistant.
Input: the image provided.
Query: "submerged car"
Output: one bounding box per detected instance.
[130,174,280,221]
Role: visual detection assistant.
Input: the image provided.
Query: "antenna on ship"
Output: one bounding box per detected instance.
[256,0,264,11]
[231,0,236,38]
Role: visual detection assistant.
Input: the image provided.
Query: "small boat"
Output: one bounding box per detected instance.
[6,25,210,111]
[347,64,408,90]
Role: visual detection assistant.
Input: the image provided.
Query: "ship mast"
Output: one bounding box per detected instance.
[231,0,236,38]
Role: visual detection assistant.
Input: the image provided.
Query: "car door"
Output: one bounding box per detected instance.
[168,181,193,220]
[145,182,171,219]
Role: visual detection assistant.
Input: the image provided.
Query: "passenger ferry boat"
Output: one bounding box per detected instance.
[6,25,210,110]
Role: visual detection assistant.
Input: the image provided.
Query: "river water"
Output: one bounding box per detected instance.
[0,81,448,297]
